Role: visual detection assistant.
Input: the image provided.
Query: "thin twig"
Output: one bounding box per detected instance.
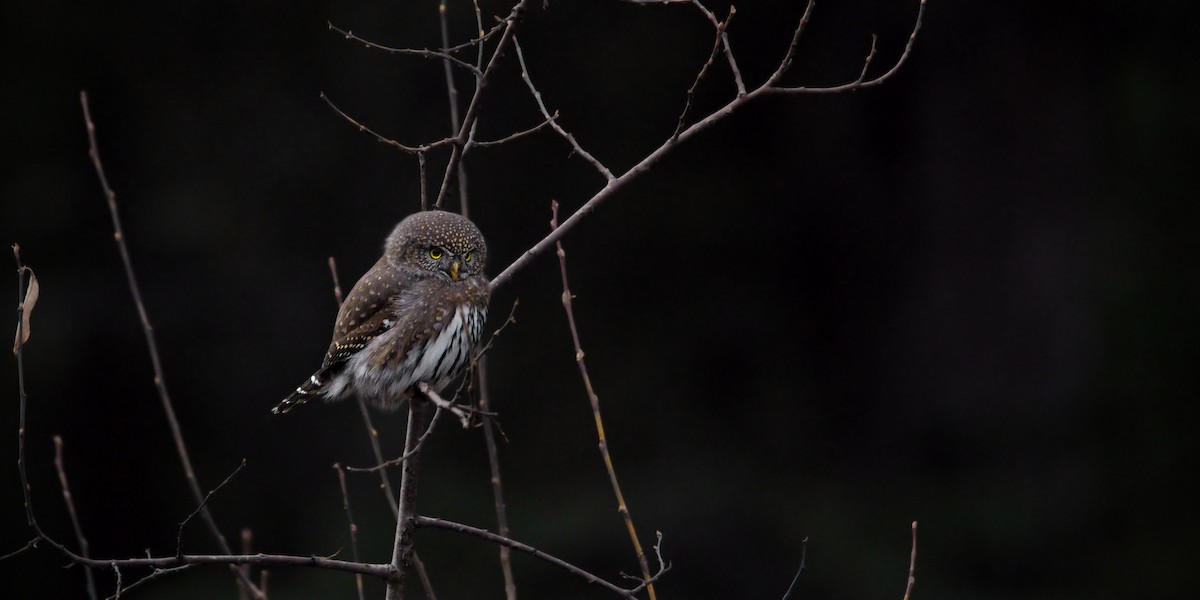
[672,6,734,140]
[902,521,918,600]
[418,382,475,428]
[327,257,344,306]
[513,37,614,181]
[415,516,639,598]
[471,114,557,148]
[238,529,252,600]
[432,0,532,209]
[780,536,808,600]
[12,245,41,537]
[320,92,456,155]
[472,298,519,360]
[333,465,367,600]
[79,91,263,599]
[766,0,926,94]
[176,459,248,557]
[1,538,38,561]
[491,0,927,292]
[690,1,745,95]
[345,406,444,472]
[106,565,197,600]
[330,260,436,599]
[328,22,481,77]
[355,396,400,513]
[418,152,429,211]
[53,436,97,600]
[384,401,432,600]
[439,0,471,216]
[626,531,671,595]
[550,201,657,598]
[477,356,517,600]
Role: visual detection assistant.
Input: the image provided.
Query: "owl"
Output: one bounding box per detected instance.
[273,210,489,414]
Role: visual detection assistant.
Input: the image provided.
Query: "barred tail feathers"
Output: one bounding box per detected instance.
[272,371,328,414]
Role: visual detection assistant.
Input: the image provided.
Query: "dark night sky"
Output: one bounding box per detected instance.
[2,1,1198,598]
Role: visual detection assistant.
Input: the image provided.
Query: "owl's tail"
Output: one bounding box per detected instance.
[272,368,331,414]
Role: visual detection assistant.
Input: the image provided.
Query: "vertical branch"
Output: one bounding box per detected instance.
[330,256,437,599]
[438,0,470,216]
[334,465,367,600]
[53,436,97,600]
[385,401,432,600]
[549,202,657,600]
[12,245,40,535]
[902,521,918,600]
[477,356,517,600]
[437,4,517,594]
[80,91,263,600]
[432,0,529,209]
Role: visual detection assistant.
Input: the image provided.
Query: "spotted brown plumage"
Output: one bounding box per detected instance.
[273,210,489,414]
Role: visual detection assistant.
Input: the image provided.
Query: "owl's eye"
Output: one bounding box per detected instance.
[463,251,473,263]
[429,247,443,260]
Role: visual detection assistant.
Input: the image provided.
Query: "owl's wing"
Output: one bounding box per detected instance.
[321,259,417,369]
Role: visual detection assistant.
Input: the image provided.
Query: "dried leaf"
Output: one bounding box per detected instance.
[13,267,38,354]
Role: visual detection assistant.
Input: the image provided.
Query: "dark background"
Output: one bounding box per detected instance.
[2,0,1197,598]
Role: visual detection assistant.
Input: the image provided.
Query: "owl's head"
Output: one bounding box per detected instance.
[385,210,488,281]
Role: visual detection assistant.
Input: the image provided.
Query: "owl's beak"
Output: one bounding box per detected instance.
[449,260,460,281]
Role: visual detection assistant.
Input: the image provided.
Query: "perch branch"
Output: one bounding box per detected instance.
[328,256,436,598]
[384,400,432,600]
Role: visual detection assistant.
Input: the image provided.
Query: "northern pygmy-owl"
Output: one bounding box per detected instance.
[273,210,489,414]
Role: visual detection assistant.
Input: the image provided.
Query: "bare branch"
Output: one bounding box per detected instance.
[333,465,367,600]
[438,0,471,216]
[80,90,263,599]
[384,401,432,600]
[690,1,745,95]
[477,356,517,600]
[765,0,817,87]
[345,406,444,473]
[12,244,40,536]
[902,521,918,600]
[550,201,657,598]
[780,536,808,600]
[106,565,197,600]
[415,516,639,598]
[177,459,247,557]
[766,0,926,95]
[473,298,519,360]
[513,37,614,181]
[432,0,532,210]
[53,436,97,600]
[471,114,557,148]
[672,5,735,140]
[328,22,482,77]
[490,0,927,292]
[418,382,475,428]
[1,538,38,562]
[320,92,456,155]
[327,257,344,306]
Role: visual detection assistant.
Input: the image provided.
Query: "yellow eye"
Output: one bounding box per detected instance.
[429,247,443,260]
[464,251,473,263]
